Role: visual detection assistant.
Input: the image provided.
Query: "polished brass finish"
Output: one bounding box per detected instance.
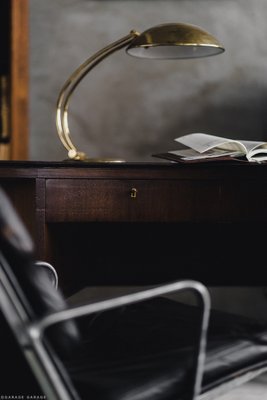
[130,188,138,198]
[56,31,139,162]
[126,23,224,59]
[56,23,224,162]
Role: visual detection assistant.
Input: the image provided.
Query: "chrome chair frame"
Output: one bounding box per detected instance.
[0,246,210,400]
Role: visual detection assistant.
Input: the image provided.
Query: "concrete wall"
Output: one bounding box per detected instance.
[29,0,267,161]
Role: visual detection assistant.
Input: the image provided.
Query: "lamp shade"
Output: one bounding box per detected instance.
[126,23,224,59]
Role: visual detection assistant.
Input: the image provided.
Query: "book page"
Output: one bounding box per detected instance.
[175,133,248,154]
[246,147,267,161]
[238,140,267,155]
[169,148,242,160]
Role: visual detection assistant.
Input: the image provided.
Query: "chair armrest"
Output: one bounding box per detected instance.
[37,280,209,329]
[31,280,210,399]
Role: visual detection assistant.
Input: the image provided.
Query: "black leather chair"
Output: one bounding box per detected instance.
[0,185,267,400]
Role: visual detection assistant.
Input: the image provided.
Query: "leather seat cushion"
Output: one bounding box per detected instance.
[65,297,267,400]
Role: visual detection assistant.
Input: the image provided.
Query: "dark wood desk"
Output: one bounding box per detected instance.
[0,160,266,295]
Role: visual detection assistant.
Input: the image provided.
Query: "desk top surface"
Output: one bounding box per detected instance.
[0,159,266,169]
[0,159,266,180]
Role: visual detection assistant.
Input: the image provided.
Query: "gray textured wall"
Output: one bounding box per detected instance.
[30,0,267,161]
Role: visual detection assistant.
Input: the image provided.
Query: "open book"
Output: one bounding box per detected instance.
[153,133,267,163]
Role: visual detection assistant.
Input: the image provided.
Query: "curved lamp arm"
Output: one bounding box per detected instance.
[56,30,140,161]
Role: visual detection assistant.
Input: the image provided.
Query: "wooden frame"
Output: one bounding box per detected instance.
[0,0,29,160]
[10,0,29,160]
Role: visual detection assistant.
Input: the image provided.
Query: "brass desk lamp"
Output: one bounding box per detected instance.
[56,23,224,162]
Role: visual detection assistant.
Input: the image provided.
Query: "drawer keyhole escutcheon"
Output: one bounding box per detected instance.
[130,188,138,199]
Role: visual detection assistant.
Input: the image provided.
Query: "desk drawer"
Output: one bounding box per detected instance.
[45,178,223,222]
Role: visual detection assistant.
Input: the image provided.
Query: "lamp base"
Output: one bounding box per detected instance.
[84,157,126,163]
[67,149,125,163]
[64,157,125,163]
